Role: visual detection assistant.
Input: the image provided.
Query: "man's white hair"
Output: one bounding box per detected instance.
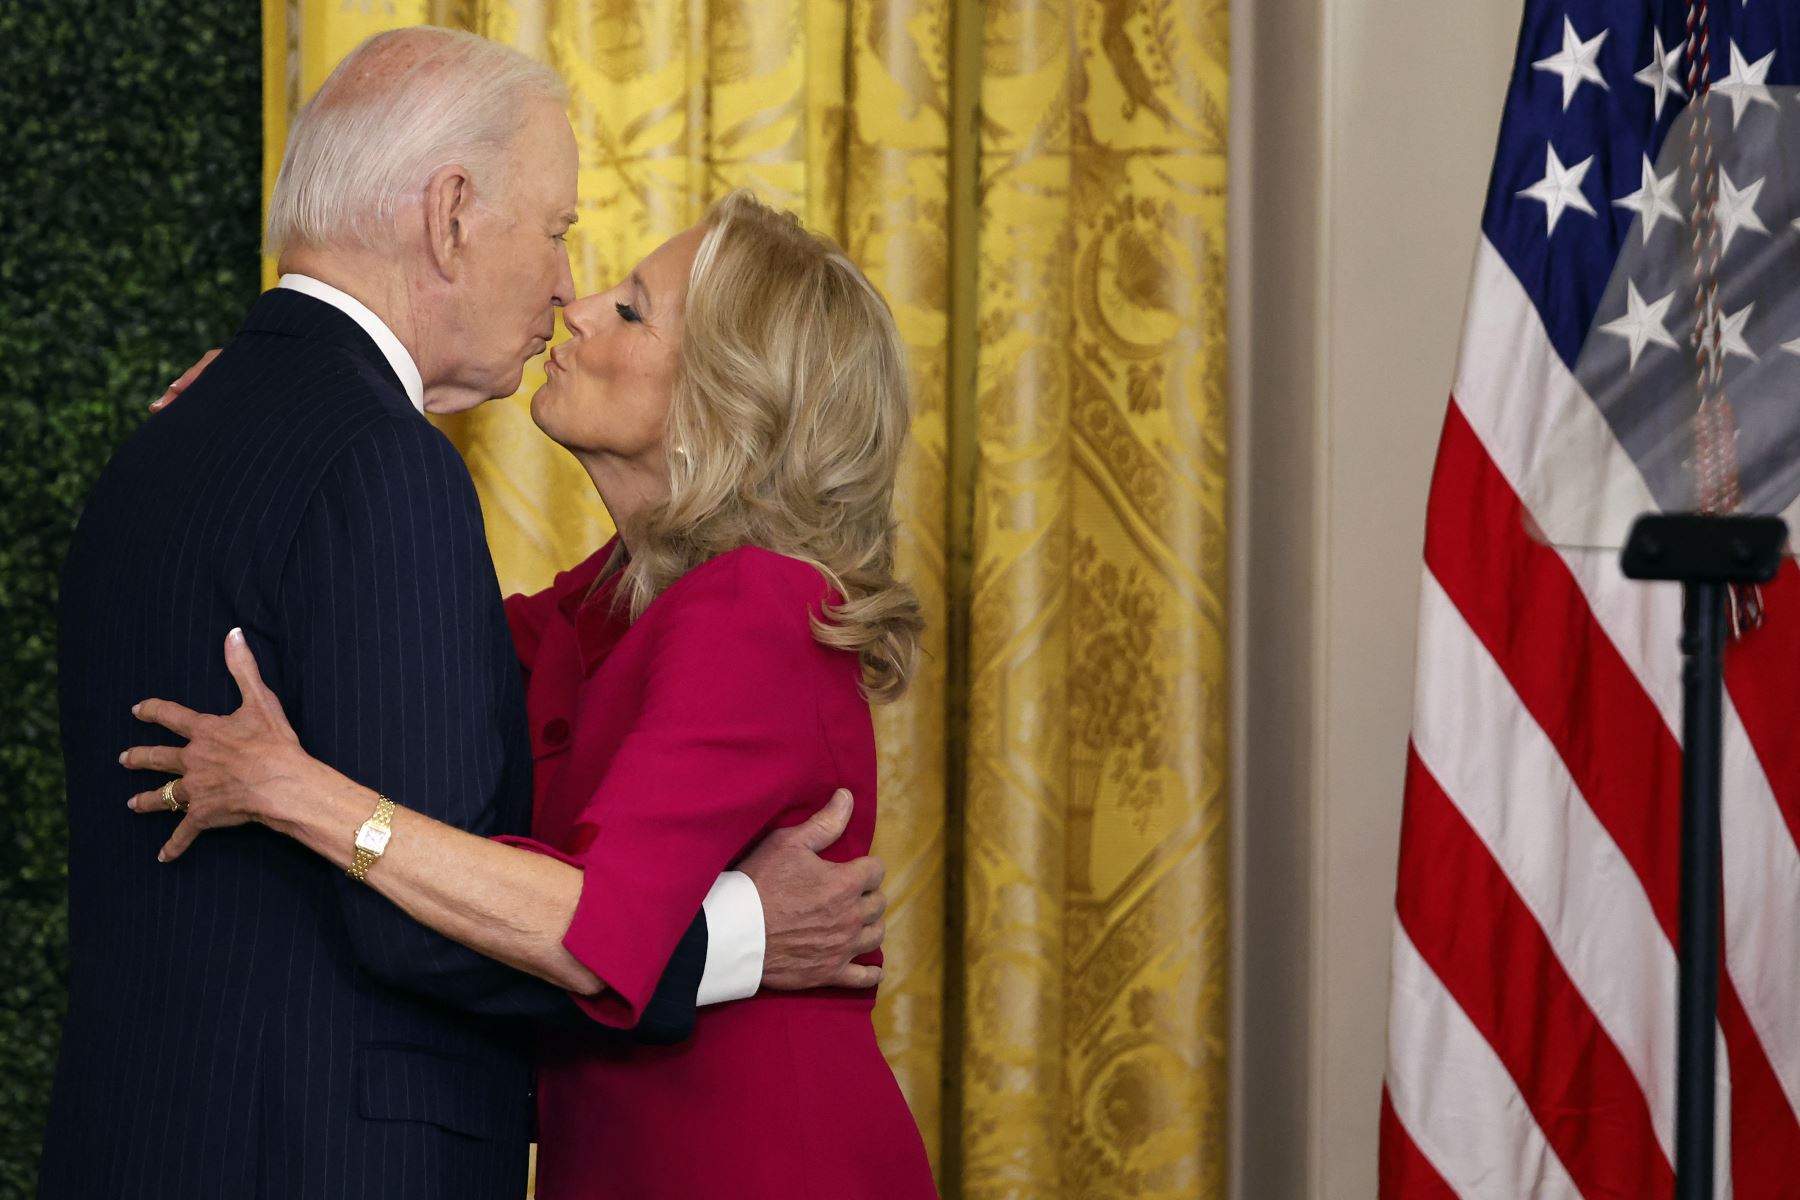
[265,27,568,255]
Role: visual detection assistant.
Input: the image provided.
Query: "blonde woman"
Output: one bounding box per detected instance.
[124,191,938,1198]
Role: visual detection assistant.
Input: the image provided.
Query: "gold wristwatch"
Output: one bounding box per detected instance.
[347,795,395,882]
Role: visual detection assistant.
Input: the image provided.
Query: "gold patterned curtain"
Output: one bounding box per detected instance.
[262,3,1227,1195]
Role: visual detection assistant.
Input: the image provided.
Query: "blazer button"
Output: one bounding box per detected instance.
[542,718,571,747]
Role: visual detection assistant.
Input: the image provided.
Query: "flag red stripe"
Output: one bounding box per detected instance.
[1724,562,1800,852]
[1399,746,1672,1196]
[1423,398,1800,1194]
[1379,1086,1460,1200]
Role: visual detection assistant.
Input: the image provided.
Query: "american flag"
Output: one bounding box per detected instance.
[1381,2,1800,1196]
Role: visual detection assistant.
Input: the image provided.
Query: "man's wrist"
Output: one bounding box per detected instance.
[696,871,765,1005]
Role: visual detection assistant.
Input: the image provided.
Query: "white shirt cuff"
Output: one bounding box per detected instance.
[697,871,764,1006]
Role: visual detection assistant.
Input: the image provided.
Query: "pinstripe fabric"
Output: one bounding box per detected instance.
[39,289,698,1199]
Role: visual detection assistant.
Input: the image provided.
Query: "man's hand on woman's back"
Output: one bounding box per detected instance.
[741,789,887,990]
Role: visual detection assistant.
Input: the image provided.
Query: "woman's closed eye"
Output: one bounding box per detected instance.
[615,302,642,324]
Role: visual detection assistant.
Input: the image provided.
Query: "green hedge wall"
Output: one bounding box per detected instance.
[0,3,261,1192]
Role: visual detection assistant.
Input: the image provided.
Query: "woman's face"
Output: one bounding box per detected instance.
[532,223,708,474]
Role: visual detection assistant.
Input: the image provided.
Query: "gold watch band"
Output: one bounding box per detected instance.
[347,795,396,882]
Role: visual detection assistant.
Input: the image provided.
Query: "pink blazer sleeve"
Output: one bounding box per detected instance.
[546,550,832,1028]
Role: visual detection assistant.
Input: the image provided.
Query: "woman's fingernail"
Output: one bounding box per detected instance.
[131,702,141,717]
[156,851,168,863]
[126,798,137,811]
[118,751,128,765]
[228,627,244,644]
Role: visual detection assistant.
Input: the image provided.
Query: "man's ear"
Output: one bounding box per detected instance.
[422,164,477,281]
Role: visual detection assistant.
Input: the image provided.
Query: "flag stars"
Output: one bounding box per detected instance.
[1715,169,1769,253]
[1519,143,1598,235]
[1634,27,1686,120]
[1534,17,1612,110]
[1713,41,1777,128]
[1614,154,1682,243]
[1718,303,1758,363]
[1599,280,1679,369]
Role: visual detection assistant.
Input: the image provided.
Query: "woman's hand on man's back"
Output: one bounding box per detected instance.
[150,348,221,412]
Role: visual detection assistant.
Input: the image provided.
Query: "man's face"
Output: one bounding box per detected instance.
[429,96,578,413]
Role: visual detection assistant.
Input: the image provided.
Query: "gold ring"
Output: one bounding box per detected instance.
[160,780,185,813]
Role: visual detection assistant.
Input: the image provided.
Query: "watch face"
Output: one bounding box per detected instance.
[355,824,392,855]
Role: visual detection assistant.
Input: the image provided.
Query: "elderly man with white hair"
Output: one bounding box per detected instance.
[41,27,884,1200]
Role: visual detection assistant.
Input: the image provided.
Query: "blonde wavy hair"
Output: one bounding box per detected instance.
[613,190,923,703]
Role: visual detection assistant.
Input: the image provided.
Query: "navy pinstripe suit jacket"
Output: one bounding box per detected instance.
[41,289,706,1199]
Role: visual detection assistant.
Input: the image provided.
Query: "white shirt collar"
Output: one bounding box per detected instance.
[276,273,426,414]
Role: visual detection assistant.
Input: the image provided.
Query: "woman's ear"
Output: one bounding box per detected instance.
[422,163,476,281]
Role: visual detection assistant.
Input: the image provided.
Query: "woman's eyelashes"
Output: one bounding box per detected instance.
[615,302,642,324]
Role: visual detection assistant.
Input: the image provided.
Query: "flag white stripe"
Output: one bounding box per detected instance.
[1387,921,1584,1199]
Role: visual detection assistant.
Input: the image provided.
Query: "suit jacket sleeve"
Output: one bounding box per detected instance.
[275,414,704,1036]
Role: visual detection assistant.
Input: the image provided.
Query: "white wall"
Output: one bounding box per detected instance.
[1230,1,1523,1195]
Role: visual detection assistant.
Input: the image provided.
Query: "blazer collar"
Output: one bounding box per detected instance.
[555,536,631,676]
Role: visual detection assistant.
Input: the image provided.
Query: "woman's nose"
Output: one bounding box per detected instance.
[561,293,605,338]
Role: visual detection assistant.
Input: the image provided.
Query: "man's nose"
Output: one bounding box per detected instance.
[553,254,578,310]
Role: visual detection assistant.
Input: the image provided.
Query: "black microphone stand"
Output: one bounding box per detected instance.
[1620,512,1786,1200]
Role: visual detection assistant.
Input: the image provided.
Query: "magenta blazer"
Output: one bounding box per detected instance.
[498,541,936,1200]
